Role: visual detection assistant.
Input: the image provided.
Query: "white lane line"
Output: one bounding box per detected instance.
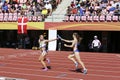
[0,71,81,80]
[14,57,120,61]
[1,59,120,68]
[0,52,39,60]
[1,60,120,69]
[0,66,120,76]
[7,55,120,64]
[0,76,26,80]
[0,70,120,79]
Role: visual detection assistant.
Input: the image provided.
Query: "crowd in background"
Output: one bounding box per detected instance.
[0,0,62,21]
[67,0,120,16]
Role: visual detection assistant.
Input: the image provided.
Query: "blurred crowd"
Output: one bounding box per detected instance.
[0,0,62,21]
[67,0,120,16]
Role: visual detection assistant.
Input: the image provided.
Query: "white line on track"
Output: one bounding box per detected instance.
[0,65,120,75]
[0,71,82,80]
[0,68,120,79]
[4,55,120,63]
[1,59,120,69]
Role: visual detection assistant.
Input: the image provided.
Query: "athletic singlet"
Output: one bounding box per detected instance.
[73,43,80,52]
[39,40,46,48]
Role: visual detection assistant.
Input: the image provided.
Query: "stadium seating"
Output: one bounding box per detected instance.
[63,0,120,22]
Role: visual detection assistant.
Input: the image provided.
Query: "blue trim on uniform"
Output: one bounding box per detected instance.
[74,49,80,52]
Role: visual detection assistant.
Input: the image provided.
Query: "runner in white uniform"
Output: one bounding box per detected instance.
[38,35,57,71]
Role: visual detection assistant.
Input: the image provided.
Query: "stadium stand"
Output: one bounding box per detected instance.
[64,0,120,22]
[0,0,61,22]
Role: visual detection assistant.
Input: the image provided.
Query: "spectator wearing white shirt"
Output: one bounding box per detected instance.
[92,35,101,52]
[0,0,3,8]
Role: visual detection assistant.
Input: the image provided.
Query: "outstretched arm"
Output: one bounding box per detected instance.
[57,35,73,43]
[45,38,58,43]
[64,41,75,48]
[61,38,73,43]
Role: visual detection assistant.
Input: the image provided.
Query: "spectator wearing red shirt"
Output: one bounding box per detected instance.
[72,6,78,15]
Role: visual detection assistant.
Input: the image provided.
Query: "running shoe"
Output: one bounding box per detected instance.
[43,68,48,71]
[75,62,78,69]
[83,69,87,74]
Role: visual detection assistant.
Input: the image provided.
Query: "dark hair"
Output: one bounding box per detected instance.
[73,33,82,43]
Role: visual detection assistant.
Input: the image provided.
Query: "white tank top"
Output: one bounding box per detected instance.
[39,40,46,48]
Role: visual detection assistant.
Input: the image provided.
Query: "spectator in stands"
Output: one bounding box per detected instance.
[89,0,96,6]
[12,0,18,4]
[72,6,78,15]
[66,6,72,16]
[108,5,115,16]
[114,4,120,16]
[10,4,16,13]
[2,2,9,13]
[89,5,95,16]
[26,3,31,12]
[85,7,90,16]
[101,0,108,3]
[28,5,35,15]
[32,0,37,6]
[0,0,3,8]
[94,3,101,16]
[100,7,108,16]
[71,1,75,8]
[106,3,112,11]
[75,1,80,8]
[112,0,117,7]
[16,3,22,13]
[100,1,107,9]
[21,3,27,10]
[78,6,84,16]
[35,3,41,13]
[116,0,120,7]
[44,1,52,16]
[41,7,48,21]
[86,0,91,7]
[51,0,57,11]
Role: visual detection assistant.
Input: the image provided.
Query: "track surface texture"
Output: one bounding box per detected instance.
[0,48,120,80]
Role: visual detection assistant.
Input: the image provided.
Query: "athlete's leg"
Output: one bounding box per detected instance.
[43,56,50,64]
[40,51,48,71]
[75,52,87,74]
[68,53,78,68]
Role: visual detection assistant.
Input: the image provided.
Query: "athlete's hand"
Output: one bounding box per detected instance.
[64,44,67,47]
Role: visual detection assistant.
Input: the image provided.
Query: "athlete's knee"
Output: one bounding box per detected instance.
[40,59,44,63]
[68,55,70,59]
[68,55,72,59]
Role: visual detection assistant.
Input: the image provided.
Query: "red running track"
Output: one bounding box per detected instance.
[0,48,120,80]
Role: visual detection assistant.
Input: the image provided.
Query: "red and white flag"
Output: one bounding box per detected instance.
[17,16,28,34]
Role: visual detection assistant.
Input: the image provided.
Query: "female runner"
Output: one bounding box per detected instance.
[38,34,57,71]
[61,33,87,74]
